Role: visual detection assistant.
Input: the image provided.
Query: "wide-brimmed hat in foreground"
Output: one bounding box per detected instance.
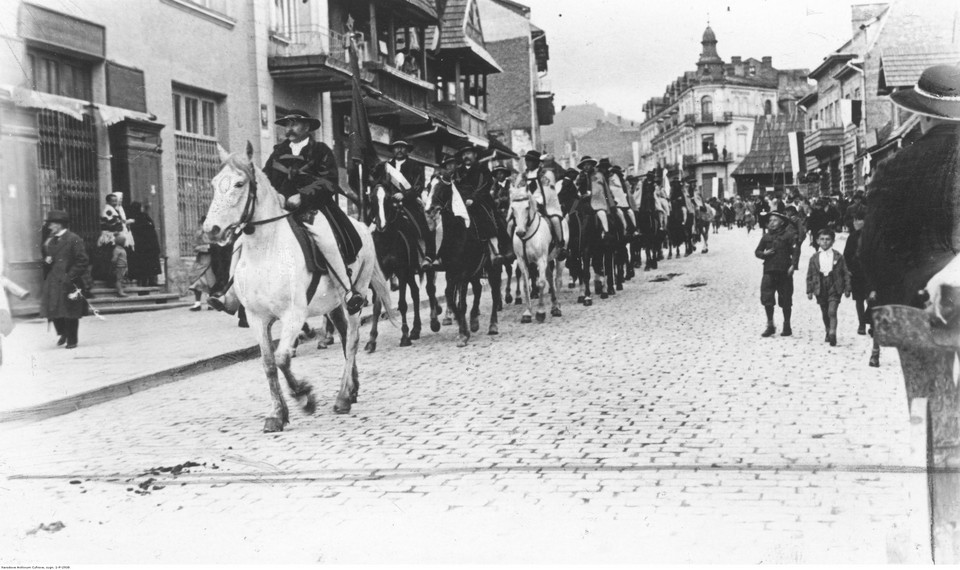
[275,110,322,131]
[890,64,960,120]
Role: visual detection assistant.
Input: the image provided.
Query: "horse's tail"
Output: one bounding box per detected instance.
[368,260,399,327]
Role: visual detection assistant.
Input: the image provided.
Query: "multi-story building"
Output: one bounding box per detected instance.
[638,25,809,199]
[477,0,553,160]
[801,0,960,196]
[1,0,506,313]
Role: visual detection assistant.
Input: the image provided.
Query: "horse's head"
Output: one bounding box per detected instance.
[204,142,261,243]
[508,188,536,237]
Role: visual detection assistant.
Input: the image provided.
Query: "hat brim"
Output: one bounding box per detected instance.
[275,117,322,131]
[577,159,597,169]
[891,88,960,121]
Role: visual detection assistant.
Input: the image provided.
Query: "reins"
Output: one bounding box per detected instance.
[225,169,293,243]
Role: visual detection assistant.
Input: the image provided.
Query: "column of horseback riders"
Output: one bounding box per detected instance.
[206,110,712,350]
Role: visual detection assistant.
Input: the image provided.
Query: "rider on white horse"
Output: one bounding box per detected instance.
[515,150,566,260]
[208,110,364,315]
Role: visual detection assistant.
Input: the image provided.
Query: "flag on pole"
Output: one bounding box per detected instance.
[346,23,379,216]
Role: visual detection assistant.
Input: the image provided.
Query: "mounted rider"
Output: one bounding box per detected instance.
[376,139,437,269]
[556,167,581,214]
[491,162,512,215]
[515,150,566,259]
[578,156,616,237]
[208,110,364,315]
[454,144,513,263]
[426,152,459,257]
[605,161,638,235]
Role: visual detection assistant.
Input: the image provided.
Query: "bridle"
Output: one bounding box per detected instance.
[222,165,292,244]
[510,195,541,243]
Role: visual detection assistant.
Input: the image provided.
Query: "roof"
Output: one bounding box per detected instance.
[808,53,858,80]
[879,46,960,90]
[392,0,439,23]
[429,0,503,74]
[732,114,806,177]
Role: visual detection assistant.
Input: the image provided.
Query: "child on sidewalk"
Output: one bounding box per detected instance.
[112,234,129,298]
[806,228,851,346]
[755,212,801,337]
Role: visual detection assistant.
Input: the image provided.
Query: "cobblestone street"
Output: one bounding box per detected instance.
[0,228,930,563]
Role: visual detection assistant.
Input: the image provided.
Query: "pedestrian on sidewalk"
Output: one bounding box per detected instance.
[188,217,216,311]
[111,234,129,298]
[39,210,90,349]
[756,211,801,337]
[843,211,870,335]
[807,228,851,347]
[127,201,162,287]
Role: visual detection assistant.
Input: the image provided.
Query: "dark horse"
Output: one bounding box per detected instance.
[667,182,692,258]
[363,185,427,352]
[566,196,622,305]
[429,205,503,347]
[636,178,664,270]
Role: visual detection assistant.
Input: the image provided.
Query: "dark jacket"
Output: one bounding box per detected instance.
[39,230,89,320]
[454,163,498,239]
[379,158,424,206]
[755,225,800,272]
[806,249,851,299]
[264,138,341,210]
[861,123,960,306]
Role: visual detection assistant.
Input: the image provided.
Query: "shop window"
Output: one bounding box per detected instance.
[173,91,218,138]
[27,47,92,100]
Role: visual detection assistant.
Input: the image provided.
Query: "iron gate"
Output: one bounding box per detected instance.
[37,109,100,249]
[175,134,220,257]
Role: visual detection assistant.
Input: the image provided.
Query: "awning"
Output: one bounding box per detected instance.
[2,85,89,120]
[486,135,518,160]
[96,103,158,126]
[365,92,431,126]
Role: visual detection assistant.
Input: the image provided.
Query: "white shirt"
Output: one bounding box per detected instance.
[394,158,406,169]
[54,229,67,238]
[818,249,834,276]
[289,137,309,156]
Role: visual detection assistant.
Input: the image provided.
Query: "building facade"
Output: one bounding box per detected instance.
[638,25,809,199]
[1,0,507,313]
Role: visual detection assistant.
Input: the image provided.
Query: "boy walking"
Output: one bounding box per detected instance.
[807,228,851,346]
[755,211,801,337]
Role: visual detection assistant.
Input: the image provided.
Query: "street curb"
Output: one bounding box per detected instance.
[0,296,442,425]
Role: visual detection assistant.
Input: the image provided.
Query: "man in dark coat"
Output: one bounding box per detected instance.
[454,145,513,262]
[377,139,436,268]
[261,110,364,313]
[39,210,89,349]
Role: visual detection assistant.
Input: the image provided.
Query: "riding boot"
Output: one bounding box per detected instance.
[596,210,609,237]
[489,237,505,263]
[550,218,567,260]
[304,216,364,315]
[208,283,240,315]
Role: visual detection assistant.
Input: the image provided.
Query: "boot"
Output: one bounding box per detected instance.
[208,285,240,315]
[868,348,880,367]
[761,324,776,337]
[780,308,792,336]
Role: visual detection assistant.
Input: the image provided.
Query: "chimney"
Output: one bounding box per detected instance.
[850,3,888,35]
[596,119,602,128]
[761,56,772,67]
[731,56,741,64]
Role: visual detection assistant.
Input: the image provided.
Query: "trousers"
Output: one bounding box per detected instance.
[53,317,79,345]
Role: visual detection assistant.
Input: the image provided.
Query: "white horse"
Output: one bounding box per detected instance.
[508,189,561,323]
[204,143,392,432]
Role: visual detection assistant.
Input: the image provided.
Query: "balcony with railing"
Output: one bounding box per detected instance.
[432,101,488,141]
[683,151,735,167]
[682,111,734,126]
[804,123,844,158]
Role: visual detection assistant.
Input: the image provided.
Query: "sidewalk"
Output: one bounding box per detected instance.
[0,275,446,422]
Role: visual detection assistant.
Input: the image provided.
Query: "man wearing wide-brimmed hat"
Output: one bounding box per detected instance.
[376,139,436,268]
[39,210,90,349]
[258,109,364,313]
[862,64,960,335]
[454,144,514,262]
[490,162,512,215]
[577,156,616,237]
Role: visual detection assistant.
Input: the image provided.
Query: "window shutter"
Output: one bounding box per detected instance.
[106,61,147,112]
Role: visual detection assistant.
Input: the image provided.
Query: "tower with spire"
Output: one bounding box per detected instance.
[696,24,724,79]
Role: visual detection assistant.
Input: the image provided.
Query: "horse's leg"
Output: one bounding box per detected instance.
[504,261,513,304]
[253,315,289,433]
[519,256,533,323]
[514,264,522,305]
[328,306,360,412]
[488,262,501,335]
[469,278,481,333]
[426,269,441,332]
[535,254,548,323]
[455,283,470,347]
[398,276,411,347]
[582,252,593,306]
[277,316,316,417]
[608,247,618,293]
[364,293,381,353]
[549,259,562,317]
[443,281,454,326]
[409,272,422,340]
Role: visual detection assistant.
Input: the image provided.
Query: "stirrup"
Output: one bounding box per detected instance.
[345,291,364,315]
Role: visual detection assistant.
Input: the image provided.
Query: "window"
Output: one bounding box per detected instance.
[701,133,715,155]
[700,96,713,121]
[173,91,217,137]
[271,0,298,37]
[27,47,92,100]
[764,99,773,115]
[737,130,748,156]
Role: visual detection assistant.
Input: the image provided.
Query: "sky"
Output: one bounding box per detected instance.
[520,0,864,121]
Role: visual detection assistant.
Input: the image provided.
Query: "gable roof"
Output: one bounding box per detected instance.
[429,0,503,74]
[879,46,960,91]
[732,114,806,177]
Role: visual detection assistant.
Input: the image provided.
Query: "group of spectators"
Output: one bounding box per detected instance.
[96,192,162,295]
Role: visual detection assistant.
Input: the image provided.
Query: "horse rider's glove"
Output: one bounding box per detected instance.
[393,192,404,202]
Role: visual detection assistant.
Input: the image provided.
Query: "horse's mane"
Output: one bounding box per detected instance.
[222,152,285,208]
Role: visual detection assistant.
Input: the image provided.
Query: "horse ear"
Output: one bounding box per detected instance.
[245,141,255,161]
[217,143,230,163]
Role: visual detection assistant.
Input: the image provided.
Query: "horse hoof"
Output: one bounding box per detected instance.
[505,294,513,304]
[302,393,317,415]
[431,319,441,332]
[350,393,358,404]
[535,312,546,323]
[409,328,421,340]
[364,341,376,353]
[317,341,328,350]
[400,336,412,347]
[551,307,562,317]
[488,323,499,335]
[333,398,352,414]
[442,317,453,326]
[456,336,469,348]
[616,284,623,291]
[470,319,480,333]
[600,293,608,300]
[577,295,585,304]
[584,298,593,306]
[263,418,284,433]
[568,282,576,289]
[514,297,523,306]
[521,314,533,324]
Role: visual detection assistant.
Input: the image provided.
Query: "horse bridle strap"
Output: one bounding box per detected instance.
[231,173,293,239]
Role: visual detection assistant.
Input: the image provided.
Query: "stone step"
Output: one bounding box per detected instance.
[90,286,163,296]
[94,300,196,315]
[88,293,184,305]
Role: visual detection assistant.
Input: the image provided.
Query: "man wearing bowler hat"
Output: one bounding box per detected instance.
[377,139,436,268]
[39,210,89,349]
[862,65,960,332]
[210,109,365,315]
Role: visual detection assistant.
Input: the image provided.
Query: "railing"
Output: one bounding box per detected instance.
[683,111,734,125]
[268,25,355,64]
